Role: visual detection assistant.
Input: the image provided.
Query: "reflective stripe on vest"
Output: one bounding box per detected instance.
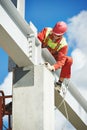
[44,28,67,51]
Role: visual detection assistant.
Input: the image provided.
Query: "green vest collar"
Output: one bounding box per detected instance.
[47,39,58,49]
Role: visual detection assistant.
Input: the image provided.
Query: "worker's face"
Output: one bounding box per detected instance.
[52,33,62,40]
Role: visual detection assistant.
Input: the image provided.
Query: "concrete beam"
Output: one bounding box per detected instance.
[0,0,40,43]
[55,89,87,130]
[0,0,41,46]
[0,0,41,67]
[0,24,33,67]
[0,1,34,67]
[0,0,33,36]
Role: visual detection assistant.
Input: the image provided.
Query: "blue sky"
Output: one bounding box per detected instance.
[25,0,87,31]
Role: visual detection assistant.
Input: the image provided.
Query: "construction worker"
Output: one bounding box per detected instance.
[37,21,73,92]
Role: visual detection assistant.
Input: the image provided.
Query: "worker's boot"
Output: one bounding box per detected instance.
[55,81,62,93]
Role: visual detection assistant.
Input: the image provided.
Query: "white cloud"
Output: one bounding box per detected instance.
[0,72,12,103]
[66,12,87,127]
[65,10,87,126]
[67,10,87,90]
[0,72,12,95]
[67,10,87,50]
[72,48,86,71]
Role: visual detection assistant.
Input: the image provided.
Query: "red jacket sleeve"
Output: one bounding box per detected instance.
[53,46,68,70]
[37,28,47,43]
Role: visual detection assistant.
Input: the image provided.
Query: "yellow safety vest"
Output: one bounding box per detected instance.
[44,28,67,52]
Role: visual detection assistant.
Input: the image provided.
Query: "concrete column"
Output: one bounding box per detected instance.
[11,0,25,18]
[9,0,25,71]
[17,0,25,18]
[12,65,54,130]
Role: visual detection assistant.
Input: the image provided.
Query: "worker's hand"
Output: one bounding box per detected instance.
[44,62,55,71]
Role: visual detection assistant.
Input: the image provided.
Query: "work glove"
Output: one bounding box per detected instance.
[44,62,55,71]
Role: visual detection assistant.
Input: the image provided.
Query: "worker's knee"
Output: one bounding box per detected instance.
[66,56,73,66]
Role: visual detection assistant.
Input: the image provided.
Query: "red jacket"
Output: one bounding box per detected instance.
[38,28,68,70]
